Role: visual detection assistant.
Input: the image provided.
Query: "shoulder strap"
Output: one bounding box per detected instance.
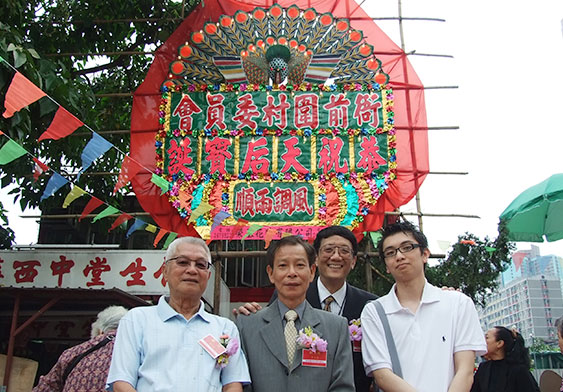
[373,301,402,377]
[62,335,114,384]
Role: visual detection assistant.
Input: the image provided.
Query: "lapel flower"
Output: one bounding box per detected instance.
[215,334,239,368]
[349,319,362,341]
[296,326,328,353]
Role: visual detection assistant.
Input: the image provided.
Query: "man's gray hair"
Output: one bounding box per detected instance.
[556,315,563,337]
[90,305,128,338]
[165,236,212,263]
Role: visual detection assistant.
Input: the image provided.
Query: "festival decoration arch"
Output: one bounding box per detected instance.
[130,0,429,240]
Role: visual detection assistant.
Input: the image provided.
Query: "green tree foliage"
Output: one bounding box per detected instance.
[0,200,15,248]
[0,0,200,216]
[425,221,515,307]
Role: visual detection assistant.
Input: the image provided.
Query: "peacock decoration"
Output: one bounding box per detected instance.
[165,3,389,88]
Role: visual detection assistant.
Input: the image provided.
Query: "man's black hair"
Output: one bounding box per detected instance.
[377,221,428,257]
[313,226,358,255]
[266,235,316,267]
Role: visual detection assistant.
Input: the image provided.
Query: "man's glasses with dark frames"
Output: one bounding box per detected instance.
[166,256,211,270]
[382,243,423,259]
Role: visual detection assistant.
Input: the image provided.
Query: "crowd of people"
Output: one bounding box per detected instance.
[35,222,560,391]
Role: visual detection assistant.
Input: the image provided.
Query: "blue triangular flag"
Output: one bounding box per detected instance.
[78,133,113,179]
[211,210,231,232]
[126,218,147,238]
[40,172,69,201]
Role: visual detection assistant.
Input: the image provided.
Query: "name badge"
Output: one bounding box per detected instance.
[302,349,327,367]
[199,334,226,359]
[353,340,362,352]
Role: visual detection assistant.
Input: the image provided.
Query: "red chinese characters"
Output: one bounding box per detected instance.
[50,255,75,287]
[173,95,202,130]
[294,94,319,129]
[120,257,147,286]
[353,93,382,128]
[241,138,270,174]
[233,93,260,129]
[318,137,349,174]
[323,94,351,128]
[279,137,308,174]
[13,260,41,283]
[205,138,232,174]
[206,93,226,130]
[153,260,167,287]
[83,257,111,287]
[357,136,386,174]
[262,93,290,129]
[167,139,195,176]
[235,186,313,218]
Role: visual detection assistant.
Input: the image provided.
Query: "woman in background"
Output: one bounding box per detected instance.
[471,326,540,392]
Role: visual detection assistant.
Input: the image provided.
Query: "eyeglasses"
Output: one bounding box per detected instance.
[320,245,354,257]
[382,243,423,259]
[166,257,211,271]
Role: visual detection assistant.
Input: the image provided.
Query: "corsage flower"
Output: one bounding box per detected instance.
[215,334,239,368]
[348,319,362,341]
[296,326,328,353]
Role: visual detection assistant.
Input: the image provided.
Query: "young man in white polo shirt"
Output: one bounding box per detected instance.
[361,221,486,392]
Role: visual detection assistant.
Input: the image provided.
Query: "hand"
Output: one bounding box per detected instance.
[232,302,262,317]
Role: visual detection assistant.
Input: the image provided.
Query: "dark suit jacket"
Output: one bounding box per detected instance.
[470,359,540,392]
[271,278,377,392]
[237,299,355,392]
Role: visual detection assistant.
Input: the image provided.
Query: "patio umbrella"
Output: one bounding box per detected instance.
[500,173,563,242]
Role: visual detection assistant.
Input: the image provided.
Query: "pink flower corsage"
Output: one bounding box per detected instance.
[296,326,328,353]
[215,334,239,368]
[349,319,362,341]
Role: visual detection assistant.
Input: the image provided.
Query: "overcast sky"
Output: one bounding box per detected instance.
[3,0,563,259]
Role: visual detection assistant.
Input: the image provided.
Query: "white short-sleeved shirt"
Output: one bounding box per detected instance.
[106,296,250,392]
[361,281,486,392]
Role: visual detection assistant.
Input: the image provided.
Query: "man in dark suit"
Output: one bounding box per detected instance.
[236,235,354,392]
[236,226,377,392]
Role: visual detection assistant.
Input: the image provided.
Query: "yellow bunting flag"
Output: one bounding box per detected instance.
[145,224,157,233]
[62,186,87,208]
[188,201,214,223]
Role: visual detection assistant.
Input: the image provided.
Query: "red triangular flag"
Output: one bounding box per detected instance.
[153,228,169,247]
[512,251,527,271]
[38,106,84,141]
[230,219,249,238]
[108,213,132,232]
[32,157,49,182]
[264,228,278,249]
[3,72,47,118]
[113,156,143,194]
[79,197,103,222]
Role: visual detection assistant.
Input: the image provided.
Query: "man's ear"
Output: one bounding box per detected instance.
[266,265,274,285]
[309,264,317,283]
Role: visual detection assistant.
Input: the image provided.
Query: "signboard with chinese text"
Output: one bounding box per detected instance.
[155,84,396,239]
[0,250,220,306]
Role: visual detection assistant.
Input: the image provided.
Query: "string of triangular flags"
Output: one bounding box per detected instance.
[0,60,321,247]
[0,129,180,248]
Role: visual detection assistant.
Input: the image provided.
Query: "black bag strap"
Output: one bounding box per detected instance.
[62,334,114,384]
[374,301,403,377]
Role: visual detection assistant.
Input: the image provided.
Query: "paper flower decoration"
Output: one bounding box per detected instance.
[296,326,328,353]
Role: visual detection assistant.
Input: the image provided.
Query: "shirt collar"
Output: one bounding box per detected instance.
[157,295,211,323]
[317,278,347,307]
[382,280,440,313]
[277,299,306,321]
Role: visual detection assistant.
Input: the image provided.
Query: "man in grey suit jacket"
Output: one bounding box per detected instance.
[236,226,376,391]
[236,235,355,392]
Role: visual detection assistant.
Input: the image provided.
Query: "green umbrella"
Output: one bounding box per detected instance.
[500,173,563,242]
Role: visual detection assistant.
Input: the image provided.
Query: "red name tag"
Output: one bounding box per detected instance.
[353,340,362,352]
[199,334,226,359]
[302,349,327,367]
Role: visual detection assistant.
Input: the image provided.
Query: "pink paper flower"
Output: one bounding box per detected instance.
[215,335,239,369]
[297,326,327,353]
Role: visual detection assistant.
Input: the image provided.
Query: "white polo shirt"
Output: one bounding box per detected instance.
[360,281,486,392]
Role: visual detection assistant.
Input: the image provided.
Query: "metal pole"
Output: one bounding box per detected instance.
[3,294,20,392]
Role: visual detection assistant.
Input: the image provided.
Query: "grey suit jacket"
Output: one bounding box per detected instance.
[237,299,355,392]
